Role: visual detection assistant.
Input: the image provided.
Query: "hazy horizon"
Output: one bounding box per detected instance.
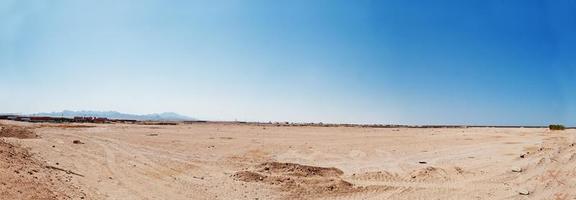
[2,109,571,126]
[1,0,575,126]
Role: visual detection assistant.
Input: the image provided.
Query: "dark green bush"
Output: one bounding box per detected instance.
[549,124,566,131]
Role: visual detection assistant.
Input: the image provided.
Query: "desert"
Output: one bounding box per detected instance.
[4,1,574,199]
[1,120,575,199]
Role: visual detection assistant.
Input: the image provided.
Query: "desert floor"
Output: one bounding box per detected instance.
[1,120,575,200]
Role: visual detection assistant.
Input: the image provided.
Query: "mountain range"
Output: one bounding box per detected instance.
[33,110,195,121]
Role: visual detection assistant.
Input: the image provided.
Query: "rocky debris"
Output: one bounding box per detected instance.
[409,166,450,181]
[518,189,530,195]
[72,140,84,144]
[511,167,523,173]
[454,167,465,174]
[257,162,344,177]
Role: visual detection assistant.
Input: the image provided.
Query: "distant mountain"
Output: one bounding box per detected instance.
[34,110,195,121]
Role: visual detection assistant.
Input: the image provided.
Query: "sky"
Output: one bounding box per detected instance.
[1,0,575,125]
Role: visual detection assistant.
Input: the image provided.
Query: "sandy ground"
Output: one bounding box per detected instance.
[2,120,576,200]
[0,123,85,199]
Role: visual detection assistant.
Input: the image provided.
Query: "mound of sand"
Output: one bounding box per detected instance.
[0,125,38,139]
[233,162,361,198]
[0,140,84,199]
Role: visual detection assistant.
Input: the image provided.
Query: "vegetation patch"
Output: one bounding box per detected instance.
[549,124,566,131]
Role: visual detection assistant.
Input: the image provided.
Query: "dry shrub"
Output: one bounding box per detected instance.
[549,124,566,131]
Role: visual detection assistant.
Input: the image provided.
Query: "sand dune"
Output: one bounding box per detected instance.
[1,120,575,199]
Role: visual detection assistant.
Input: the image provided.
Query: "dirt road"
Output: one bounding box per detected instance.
[3,120,575,199]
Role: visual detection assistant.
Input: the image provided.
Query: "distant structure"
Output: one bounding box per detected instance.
[73,116,108,123]
[0,115,136,124]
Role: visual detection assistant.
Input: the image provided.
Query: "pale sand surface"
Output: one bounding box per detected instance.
[2,120,576,199]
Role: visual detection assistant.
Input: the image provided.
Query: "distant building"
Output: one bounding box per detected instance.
[74,116,109,123]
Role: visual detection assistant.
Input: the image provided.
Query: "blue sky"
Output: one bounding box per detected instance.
[1,0,575,125]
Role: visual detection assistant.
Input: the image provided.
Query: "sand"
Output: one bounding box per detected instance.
[1,120,575,199]
[0,122,85,199]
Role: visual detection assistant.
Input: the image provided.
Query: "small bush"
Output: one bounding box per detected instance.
[549,124,566,131]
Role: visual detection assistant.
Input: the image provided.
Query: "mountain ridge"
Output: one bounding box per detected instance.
[33,110,195,121]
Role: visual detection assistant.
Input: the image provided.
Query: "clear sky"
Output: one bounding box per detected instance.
[1,0,575,125]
